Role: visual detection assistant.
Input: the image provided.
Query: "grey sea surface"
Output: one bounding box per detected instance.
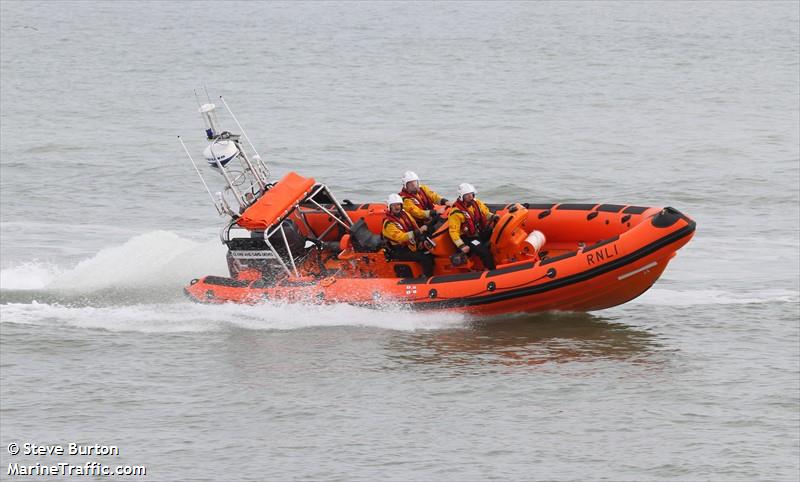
[1,1,798,481]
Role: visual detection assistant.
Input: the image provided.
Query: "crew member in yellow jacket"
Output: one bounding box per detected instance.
[448,183,499,270]
[399,171,452,227]
[382,193,435,277]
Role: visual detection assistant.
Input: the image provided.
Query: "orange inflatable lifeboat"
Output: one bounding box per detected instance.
[183,170,696,314]
[179,100,695,314]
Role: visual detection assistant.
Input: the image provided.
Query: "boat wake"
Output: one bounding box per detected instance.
[0,231,466,332]
[0,231,228,296]
[1,231,796,334]
[0,300,465,333]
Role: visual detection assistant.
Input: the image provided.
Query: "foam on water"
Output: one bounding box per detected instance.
[0,261,60,290]
[0,301,466,333]
[0,231,228,292]
[0,231,466,331]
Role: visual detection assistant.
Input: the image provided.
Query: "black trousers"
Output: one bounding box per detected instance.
[425,214,446,233]
[462,234,496,270]
[388,245,435,277]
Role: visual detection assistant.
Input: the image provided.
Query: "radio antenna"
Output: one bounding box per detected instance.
[219,95,263,166]
[178,135,222,214]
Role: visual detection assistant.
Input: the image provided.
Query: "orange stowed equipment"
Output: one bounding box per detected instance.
[237,172,316,230]
[489,204,545,265]
[489,204,528,264]
[520,229,546,258]
[338,234,355,260]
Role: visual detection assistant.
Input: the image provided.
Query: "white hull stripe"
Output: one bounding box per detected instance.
[618,261,658,281]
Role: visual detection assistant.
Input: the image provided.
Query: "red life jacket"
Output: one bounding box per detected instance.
[383,209,417,244]
[453,199,488,236]
[399,186,434,211]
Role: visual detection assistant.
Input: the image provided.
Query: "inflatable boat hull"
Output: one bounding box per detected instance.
[184,203,695,314]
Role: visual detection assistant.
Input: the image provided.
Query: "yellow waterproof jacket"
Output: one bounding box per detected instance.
[401,185,444,223]
[448,199,493,248]
[382,210,422,251]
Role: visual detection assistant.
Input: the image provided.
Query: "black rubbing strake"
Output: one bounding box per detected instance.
[202,276,250,288]
[397,276,430,285]
[429,272,485,284]
[557,203,598,211]
[539,251,578,266]
[622,206,649,214]
[486,262,536,278]
[582,236,620,253]
[597,204,626,213]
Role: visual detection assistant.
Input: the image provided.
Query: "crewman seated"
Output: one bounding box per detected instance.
[382,193,435,278]
[448,183,500,270]
[399,171,452,230]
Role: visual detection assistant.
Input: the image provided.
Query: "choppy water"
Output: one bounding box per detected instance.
[1,1,798,481]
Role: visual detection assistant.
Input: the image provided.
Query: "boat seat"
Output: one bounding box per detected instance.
[339,234,351,252]
[350,219,384,252]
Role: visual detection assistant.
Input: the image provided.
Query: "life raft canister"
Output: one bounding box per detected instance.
[522,230,546,255]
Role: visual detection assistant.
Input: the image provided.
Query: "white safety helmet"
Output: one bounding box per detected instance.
[402,171,420,186]
[457,183,477,200]
[387,193,404,207]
